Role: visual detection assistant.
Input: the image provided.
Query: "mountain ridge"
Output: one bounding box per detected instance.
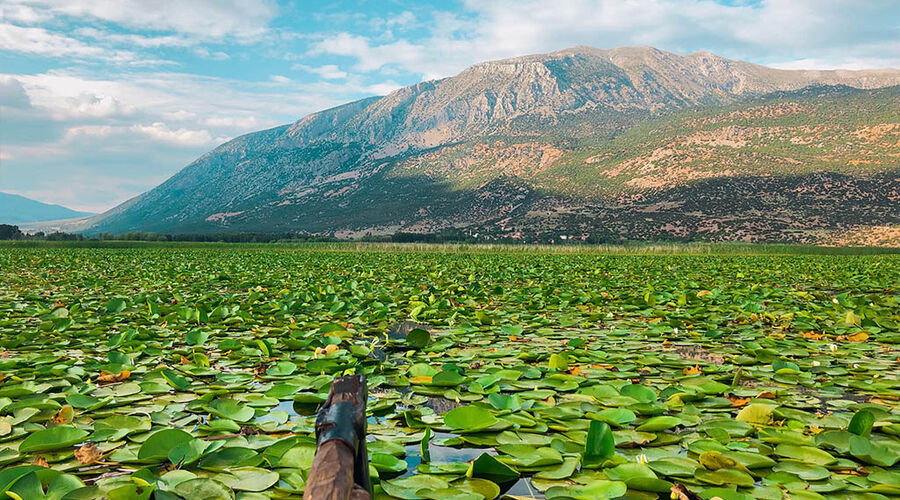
[68,46,900,244]
[0,192,95,225]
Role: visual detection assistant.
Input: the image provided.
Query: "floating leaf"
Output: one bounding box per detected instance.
[19,426,88,453]
[185,331,209,346]
[582,420,614,467]
[548,353,568,371]
[372,453,407,474]
[774,444,837,466]
[168,438,210,466]
[407,328,432,348]
[106,298,126,313]
[487,393,521,412]
[206,399,255,422]
[620,384,657,403]
[847,410,874,437]
[381,475,450,500]
[468,453,519,484]
[420,427,432,464]
[635,415,681,431]
[848,435,899,467]
[216,467,279,492]
[444,406,498,432]
[161,369,191,390]
[173,478,234,499]
[138,429,194,461]
[735,404,775,425]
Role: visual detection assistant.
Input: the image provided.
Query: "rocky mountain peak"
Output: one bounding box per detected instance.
[275,46,900,154]
[74,47,900,244]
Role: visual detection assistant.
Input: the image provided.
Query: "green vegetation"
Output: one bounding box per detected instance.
[0,245,898,499]
[0,225,86,242]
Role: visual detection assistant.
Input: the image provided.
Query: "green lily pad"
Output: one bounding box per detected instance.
[636,415,681,431]
[216,467,279,492]
[173,478,234,499]
[381,475,450,499]
[774,444,837,466]
[407,329,432,349]
[648,456,699,477]
[19,426,89,453]
[207,399,256,422]
[547,479,627,500]
[847,410,874,437]
[138,429,194,461]
[695,468,755,487]
[848,435,899,467]
[582,420,614,467]
[372,453,408,474]
[468,453,519,483]
[444,406,498,432]
[772,461,830,481]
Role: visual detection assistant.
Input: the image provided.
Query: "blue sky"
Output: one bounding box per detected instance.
[1,0,898,212]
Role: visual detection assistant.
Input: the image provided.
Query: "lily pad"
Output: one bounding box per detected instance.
[19,426,89,453]
[444,406,498,432]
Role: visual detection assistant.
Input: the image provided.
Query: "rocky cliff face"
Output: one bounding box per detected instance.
[77,46,900,243]
[280,46,900,151]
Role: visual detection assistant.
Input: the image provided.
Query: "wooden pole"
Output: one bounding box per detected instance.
[303,375,370,500]
[304,440,367,500]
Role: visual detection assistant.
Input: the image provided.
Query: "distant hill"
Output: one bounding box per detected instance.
[68,46,900,244]
[0,192,95,224]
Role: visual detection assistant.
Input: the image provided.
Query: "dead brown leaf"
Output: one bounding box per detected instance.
[50,405,75,425]
[75,443,104,465]
[96,370,130,384]
[727,395,751,407]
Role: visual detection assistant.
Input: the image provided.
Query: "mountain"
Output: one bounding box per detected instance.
[76,46,900,243]
[0,192,95,224]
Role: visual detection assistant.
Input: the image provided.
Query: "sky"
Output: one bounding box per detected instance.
[1,0,898,212]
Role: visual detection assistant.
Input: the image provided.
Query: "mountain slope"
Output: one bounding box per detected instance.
[0,192,95,224]
[78,46,900,243]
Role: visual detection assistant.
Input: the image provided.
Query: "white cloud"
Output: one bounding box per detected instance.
[0,76,31,108]
[386,11,416,29]
[63,125,115,139]
[310,33,429,74]
[270,75,291,84]
[7,0,278,40]
[0,23,127,60]
[309,0,900,79]
[364,81,404,96]
[130,122,224,146]
[0,3,52,23]
[161,110,199,122]
[204,116,259,129]
[294,64,349,80]
[193,47,230,60]
[61,94,135,119]
[0,23,178,66]
[73,27,194,48]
